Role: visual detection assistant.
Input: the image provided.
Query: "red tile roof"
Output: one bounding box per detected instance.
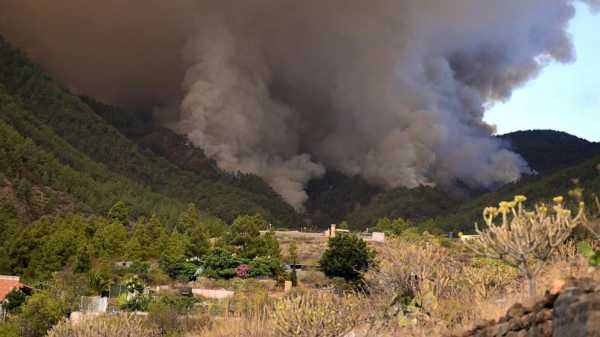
[0,276,27,301]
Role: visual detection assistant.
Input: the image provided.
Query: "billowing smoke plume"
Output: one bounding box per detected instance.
[1,0,596,209]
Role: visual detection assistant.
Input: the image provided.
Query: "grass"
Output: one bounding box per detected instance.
[46,314,159,337]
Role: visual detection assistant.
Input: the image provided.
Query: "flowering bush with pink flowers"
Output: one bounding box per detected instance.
[236,264,250,278]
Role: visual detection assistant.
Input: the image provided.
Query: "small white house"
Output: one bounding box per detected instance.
[79,296,108,313]
[371,232,385,242]
[460,234,480,242]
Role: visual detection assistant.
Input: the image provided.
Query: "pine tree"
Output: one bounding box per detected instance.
[288,241,298,265]
[108,201,129,225]
[164,229,192,257]
[93,219,128,258]
[187,226,210,258]
[74,245,92,273]
[176,203,201,234]
[176,204,210,257]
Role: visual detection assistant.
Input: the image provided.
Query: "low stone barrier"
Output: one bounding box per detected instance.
[448,278,600,337]
[191,288,234,299]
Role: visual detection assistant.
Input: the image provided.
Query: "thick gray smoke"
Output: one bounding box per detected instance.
[1,0,596,209]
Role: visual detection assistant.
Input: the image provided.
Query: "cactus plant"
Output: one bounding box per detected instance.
[464,195,584,296]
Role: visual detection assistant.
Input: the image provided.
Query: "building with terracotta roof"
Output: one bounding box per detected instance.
[0,275,31,319]
[0,276,26,300]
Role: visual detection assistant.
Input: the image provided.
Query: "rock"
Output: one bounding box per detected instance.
[506,330,527,337]
[580,280,596,293]
[474,319,492,330]
[509,318,524,331]
[508,303,526,319]
[487,322,510,336]
[533,293,558,311]
[538,320,552,337]
[447,278,600,337]
[535,309,552,323]
[520,313,535,327]
[473,331,487,337]
[516,330,528,337]
[553,288,600,337]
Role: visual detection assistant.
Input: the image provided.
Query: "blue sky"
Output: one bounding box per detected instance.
[484,3,600,142]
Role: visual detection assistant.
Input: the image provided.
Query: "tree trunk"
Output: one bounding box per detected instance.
[527,275,536,297]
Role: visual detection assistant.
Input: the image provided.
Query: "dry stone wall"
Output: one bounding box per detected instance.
[448,278,600,337]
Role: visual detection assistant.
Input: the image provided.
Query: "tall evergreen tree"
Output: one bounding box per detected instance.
[108,201,129,225]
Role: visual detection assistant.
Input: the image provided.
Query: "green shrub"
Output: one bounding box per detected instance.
[577,241,600,267]
[374,217,410,236]
[200,248,242,279]
[118,276,150,311]
[118,294,150,312]
[147,267,171,285]
[148,295,204,335]
[0,321,20,337]
[2,288,28,313]
[319,234,376,283]
[128,261,150,277]
[18,292,66,337]
[88,270,110,296]
[159,255,201,281]
[147,300,181,335]
[272,292,363,337]
[249,256,284,278]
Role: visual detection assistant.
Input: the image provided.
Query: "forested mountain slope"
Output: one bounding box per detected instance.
[0,85,187,224]
[0,35,300,226]
[82,96,283,200]
[501,130,600,174]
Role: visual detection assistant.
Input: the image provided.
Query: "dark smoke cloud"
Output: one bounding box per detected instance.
[0,0,594,208]
[0,0,196,106]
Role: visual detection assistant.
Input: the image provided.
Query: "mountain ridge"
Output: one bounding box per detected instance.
[500,129,600,173]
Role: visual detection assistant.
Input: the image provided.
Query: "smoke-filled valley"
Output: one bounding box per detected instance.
[1,0,598,209]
